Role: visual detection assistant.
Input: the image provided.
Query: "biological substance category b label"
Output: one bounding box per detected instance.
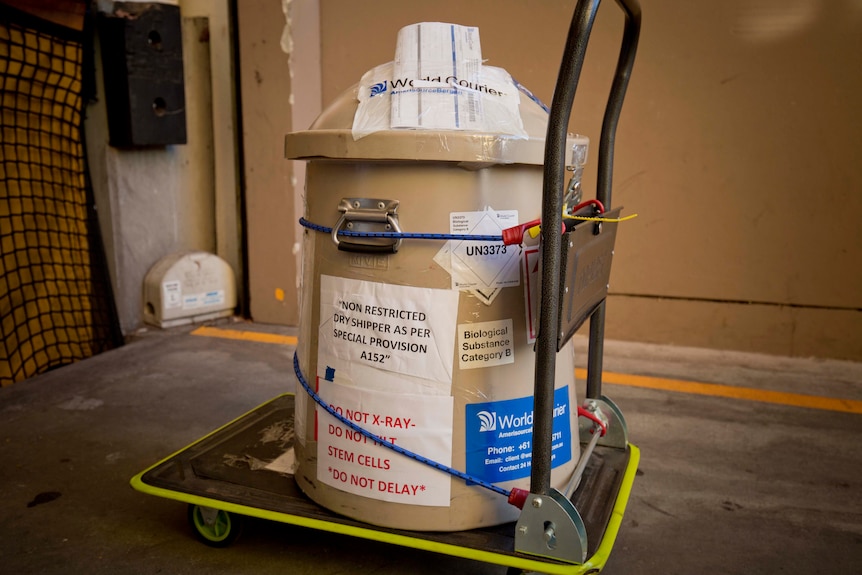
[458,319,514,369]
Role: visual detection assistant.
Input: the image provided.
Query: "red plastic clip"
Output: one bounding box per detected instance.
[508,487,530,509]
[502,219,570,246]
[502,219,540,245]
[501,200,606,246]
[577,405,608,436]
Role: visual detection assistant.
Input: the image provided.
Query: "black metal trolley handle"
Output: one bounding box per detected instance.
[531,0,642,496]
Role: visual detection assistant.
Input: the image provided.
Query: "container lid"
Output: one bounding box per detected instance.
[285,75,587,167]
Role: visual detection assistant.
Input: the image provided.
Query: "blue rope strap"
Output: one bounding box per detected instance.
[292,352,511,499]
[299,217,504,243]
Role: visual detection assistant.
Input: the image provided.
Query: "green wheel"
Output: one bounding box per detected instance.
[187,504,243,548]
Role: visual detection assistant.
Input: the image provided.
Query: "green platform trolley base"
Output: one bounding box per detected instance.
[132,394,639,574]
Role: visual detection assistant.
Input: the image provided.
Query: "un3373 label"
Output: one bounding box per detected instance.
[464,244,508,256]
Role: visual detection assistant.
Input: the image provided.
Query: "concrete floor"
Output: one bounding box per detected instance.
[1,321,860,574]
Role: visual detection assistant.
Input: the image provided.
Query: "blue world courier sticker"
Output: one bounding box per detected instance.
[465,387,572,483]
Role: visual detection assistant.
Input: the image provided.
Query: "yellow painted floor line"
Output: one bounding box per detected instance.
[576,368,862,415]
[192,327,858,415]
[191,325,298,347]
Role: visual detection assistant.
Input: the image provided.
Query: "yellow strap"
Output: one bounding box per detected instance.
[527,213,637,238]
[564,213,639,223]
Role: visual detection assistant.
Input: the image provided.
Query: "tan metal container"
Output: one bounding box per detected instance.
[286,78,586,531]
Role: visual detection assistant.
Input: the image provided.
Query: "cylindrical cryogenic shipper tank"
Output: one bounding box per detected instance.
[286,61,588,532]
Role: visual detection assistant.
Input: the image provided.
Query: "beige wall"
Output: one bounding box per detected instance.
[238,0,295,324]
[238,0,321,324]
[181,0,242,307]
[308,0,862,360]
[79,0,861,358]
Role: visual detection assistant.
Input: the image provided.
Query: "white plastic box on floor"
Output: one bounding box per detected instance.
[142,251,237,329]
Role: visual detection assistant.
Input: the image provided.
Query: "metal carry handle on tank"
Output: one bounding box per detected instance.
[515,0,641,564]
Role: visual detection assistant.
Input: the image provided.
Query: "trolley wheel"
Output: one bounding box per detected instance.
[187,504,243,548]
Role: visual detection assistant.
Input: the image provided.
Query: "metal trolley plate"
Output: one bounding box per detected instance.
[557,207,622,351]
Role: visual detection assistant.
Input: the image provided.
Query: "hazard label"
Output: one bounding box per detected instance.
[434,208,521,305]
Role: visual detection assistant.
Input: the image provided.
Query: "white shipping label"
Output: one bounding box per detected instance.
[391,22,482,131]
[440,209,521,294]
[318,275,459,387]
[353,62,527,140]
[458,319,514,370]
[316,379,454,506]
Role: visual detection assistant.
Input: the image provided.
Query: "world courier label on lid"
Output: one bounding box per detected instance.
[465,387,572,483]
[352,22,527,140]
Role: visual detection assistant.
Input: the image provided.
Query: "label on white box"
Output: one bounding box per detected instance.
[162,280,182,309]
